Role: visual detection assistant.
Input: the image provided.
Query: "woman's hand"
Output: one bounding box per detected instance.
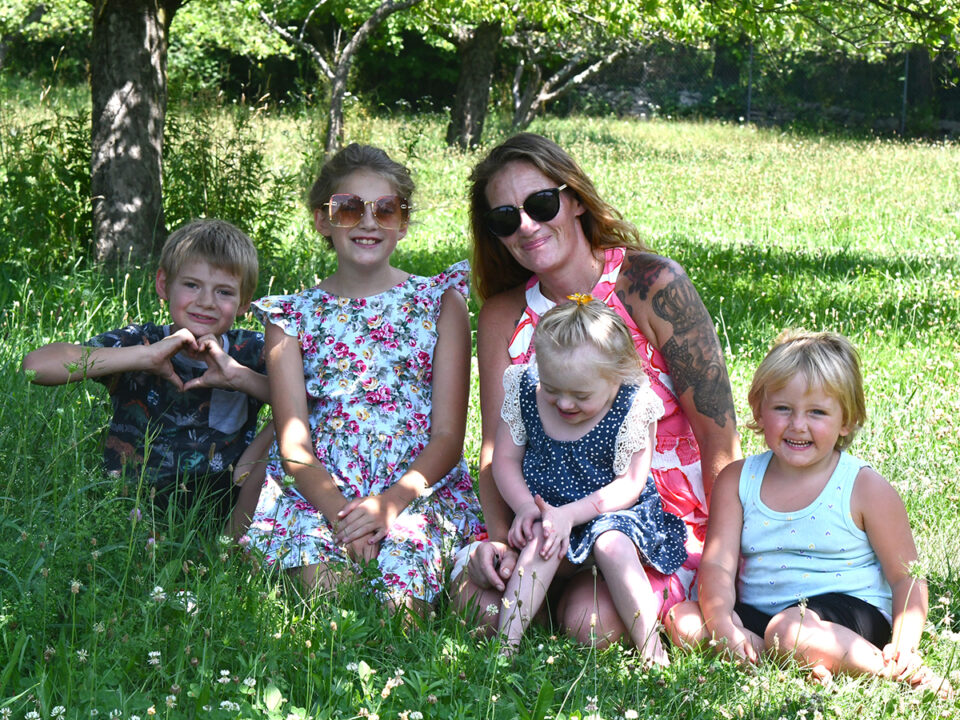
[335,494,404,545]
[507,502,541,549]
[536,495,572,560]
[711,616,762,666]
[466,541,518,593]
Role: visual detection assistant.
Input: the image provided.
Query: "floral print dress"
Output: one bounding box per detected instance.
[246,261,484,604]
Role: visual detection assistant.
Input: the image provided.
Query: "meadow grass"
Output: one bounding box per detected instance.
[1,87,959,719]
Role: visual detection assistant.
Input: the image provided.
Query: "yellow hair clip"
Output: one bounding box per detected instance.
[567,292,594,305]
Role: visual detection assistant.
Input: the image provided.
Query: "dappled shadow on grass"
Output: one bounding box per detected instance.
[663,233,960,354]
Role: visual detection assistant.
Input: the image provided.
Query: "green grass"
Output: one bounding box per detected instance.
[1,86,959,719]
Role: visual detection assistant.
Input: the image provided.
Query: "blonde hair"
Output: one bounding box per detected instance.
[468,133,649,302]
[747,329,867,450]
[534,299,644,386]
[159,219,259,304]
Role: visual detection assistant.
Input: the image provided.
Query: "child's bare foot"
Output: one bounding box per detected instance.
[809,664,833,687]
[908,666,954,700]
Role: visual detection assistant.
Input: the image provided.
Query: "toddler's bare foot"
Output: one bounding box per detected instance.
[809,664,833,687]
[908,666,953,700]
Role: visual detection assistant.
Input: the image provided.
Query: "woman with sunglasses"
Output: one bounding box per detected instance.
[243,143,484,610]
[453,133,741,650]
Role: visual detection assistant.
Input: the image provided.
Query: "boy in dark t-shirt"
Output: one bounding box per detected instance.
[23,219,269,514]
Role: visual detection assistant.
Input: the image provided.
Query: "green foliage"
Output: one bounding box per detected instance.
[162,100,306,289]
[0,109,91,276]
[2,103,960,717]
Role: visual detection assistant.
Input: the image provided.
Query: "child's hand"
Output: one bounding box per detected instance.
[335,494,403,545]
[712,617,762,666]
[182,334,243,391]
[508,502,541,549]
[881,643,925,681]
[344,533,380,564]
[142,328,200,390]
[535,495,572,560]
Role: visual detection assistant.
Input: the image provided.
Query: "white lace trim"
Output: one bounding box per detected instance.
[500,364,528,446]
[613,383,664,475]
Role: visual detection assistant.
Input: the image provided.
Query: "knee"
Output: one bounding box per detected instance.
[764,607,805,651]
[664,601,706,647]
[558,577,626,648]
[591,531,632,566]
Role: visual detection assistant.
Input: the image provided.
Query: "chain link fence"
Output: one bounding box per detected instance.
[569,41,960,137]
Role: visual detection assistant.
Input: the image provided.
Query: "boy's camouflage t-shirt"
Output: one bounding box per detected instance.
[84,323,266,491]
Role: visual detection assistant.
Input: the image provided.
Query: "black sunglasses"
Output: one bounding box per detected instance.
[483,184,568,237]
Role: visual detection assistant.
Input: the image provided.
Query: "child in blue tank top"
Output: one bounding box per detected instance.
[666,330,951,697]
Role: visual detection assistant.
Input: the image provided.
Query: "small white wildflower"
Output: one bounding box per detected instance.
[243,677,256,687]
[218,669,232,684]
[130,716,141,720]
[485,603,498,614]
[165,694,177,708]
[25,712,40,720]
[585,696,598,712]
[501,598,512,609]
[219,701,240,712]
[625,711,639,720]
[150,586,166,602]
[108,710,121,719]
[0,709,11,719]
[70,579,82,594]
[147,650,161,666]
[93,621,106,634]
[410,713,423,720]
[346,662,359,672]
[76,648,89,663]
[51,706,66,718]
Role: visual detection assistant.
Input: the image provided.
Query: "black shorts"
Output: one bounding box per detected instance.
[734,593,892,649]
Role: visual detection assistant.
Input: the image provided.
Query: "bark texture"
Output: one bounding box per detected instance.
[90,1,179,265]
[445,21,501,149]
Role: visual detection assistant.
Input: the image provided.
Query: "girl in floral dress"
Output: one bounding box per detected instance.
[245,144,484,609]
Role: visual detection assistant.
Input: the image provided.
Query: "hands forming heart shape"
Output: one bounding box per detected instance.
[144,328,238,393]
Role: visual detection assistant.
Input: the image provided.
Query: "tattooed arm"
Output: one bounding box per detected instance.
[616,251,740,500]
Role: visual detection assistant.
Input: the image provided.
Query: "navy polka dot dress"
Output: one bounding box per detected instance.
[505,364,688,574]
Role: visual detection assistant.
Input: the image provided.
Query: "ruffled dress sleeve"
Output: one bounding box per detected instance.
[251,289,315,339]
[500,363,528,446]
[431,260,471,301]
[612,382,664,476]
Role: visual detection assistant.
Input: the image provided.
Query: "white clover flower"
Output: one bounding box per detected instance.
[0,709,11,719]
[150,586,166,602]
[108,710,121,719]
[130,716,141,720]
[76,648,89,663]
[51,706,66,718]
[219,701,240,712]
[218,669,232,684]
[70,579,82,594]
[165,695,176,708]
[410,713,423,720]
[625,711,639,719]
[346,662,359,672]
[147,650,161,666]
[25,712,39,720]
[243,677,256,687]
[484,603,498,614]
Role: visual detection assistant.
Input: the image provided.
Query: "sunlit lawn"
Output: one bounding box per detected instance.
[1,88,959,718]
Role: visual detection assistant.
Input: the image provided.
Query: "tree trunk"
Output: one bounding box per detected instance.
[90,1,179,265]
[445,21,501,149]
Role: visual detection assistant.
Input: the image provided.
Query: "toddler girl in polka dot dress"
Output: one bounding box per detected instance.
[493,296,687,662]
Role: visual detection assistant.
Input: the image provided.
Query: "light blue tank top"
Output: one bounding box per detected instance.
[737,451,892,616]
